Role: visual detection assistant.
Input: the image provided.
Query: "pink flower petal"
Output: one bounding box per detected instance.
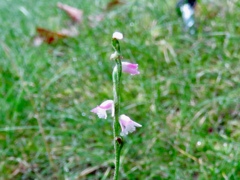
[91,100,114,119]
[119,114,142,136]
[91,107,107,119]
[99,100,114,109]
[122,62,140,75]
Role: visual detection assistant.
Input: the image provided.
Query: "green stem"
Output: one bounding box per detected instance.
[112,38,124,180]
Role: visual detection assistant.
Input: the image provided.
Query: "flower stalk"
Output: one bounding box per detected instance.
[112,36,124,180]
[91,32,142,179]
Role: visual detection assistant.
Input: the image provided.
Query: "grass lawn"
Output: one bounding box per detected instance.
[0,0,240,179]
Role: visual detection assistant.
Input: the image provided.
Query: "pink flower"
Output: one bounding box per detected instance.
[91,100,114,119]
[119,114,142,136]
[122,62,140,75]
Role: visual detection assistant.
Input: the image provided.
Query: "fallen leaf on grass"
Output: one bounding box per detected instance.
[33,26,79,46]
[106,0,124,11]
[34,27,68,45]
[57,2,83,23]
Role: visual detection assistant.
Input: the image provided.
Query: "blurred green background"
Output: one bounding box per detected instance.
[0,0,240,179]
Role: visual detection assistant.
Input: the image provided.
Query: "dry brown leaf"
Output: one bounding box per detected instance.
[57,2,83,23]
[35,27,68,45]
[106,0,124,11]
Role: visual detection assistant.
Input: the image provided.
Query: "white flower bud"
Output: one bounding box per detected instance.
[112,32,123,40]
[110,51,118,60]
